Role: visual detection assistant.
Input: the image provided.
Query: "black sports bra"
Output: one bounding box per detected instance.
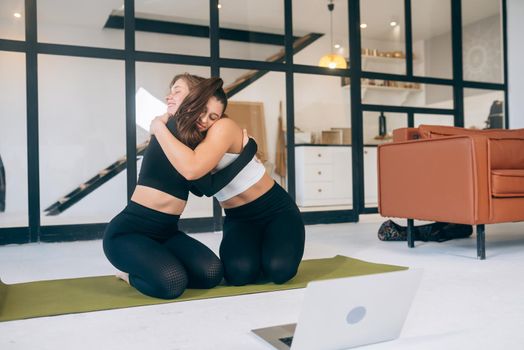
[137,118,257,200]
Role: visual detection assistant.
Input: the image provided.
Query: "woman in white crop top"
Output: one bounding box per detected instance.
[151,91,305,286]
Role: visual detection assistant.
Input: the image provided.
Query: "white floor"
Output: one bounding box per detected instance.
[1,216,524,350]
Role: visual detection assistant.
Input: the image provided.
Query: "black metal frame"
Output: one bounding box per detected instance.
[0,0,509,244]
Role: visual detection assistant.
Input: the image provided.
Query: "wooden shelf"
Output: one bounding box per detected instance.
[341,80,422,92]
[361,84,421,92]
[361,54,407,62]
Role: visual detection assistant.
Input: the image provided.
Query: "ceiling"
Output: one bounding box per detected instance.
[1,0,501,43]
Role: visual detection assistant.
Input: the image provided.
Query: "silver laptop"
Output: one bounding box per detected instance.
[252,269,422,350]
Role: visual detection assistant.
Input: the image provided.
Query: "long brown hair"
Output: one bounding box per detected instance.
[172,77,228,149]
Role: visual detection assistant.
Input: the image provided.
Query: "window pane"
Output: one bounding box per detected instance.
[39,55,126,225]
[293,0,349,67]
[363,111,406,146]
[356,79,453,109]
[135,0,209,56]
[38,0,124,49]
[294,73,352,211]
[136,62,213,219]
[363,112,407,207]
[464,88,505,129]
[220,0,284,61]
[361,0,406,75]
[414,114,454,127]
[412,0,452,78]
[0,0,25,40]
[0,51,27,227]
[462,0,504,83]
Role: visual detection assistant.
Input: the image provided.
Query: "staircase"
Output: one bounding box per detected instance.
[44,32,322,215]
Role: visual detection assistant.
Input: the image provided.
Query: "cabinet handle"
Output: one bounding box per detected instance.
[364,150,368,154]
[317,171,322,175]
[317,153,322,157]
[317,188,322,193]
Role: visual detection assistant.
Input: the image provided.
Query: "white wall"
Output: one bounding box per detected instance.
[507,0,524,128]
[0,52,27,227]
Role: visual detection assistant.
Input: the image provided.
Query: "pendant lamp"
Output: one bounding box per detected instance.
[318,0,347,69]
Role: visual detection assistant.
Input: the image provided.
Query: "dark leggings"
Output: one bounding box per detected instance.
[103,201,223,299]
[219,183,305,286]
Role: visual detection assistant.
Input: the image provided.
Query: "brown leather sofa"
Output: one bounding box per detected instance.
[378,124,524,259]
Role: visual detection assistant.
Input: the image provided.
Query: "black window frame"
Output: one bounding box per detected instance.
[0,0,509,244]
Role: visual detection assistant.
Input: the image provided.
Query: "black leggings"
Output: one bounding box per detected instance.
[103,201,223,299]
[220,183,305,286]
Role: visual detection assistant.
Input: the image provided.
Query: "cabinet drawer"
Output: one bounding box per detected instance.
[296,181,352,206]
[303,181,351,200]
[304,164,332,182]
[303,182,335,200]
[302,147,333,164]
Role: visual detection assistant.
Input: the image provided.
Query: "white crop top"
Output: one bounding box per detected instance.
[213,153,266,201]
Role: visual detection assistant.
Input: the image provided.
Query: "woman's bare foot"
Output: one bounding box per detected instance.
[115,270,130,284]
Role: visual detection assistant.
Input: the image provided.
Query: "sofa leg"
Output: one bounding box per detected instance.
[477,224,486,260]
[407,219,415,248]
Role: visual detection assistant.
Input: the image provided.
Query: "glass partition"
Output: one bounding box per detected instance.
[363,112,407,207]
[0,0,25,41]
[363,111,406,146]
[462,0,504,83]
[355,79,453,109]
[361,0,406,75]
[293,0,349,67]
[38,0,124,49]
[414,113,454,127]
[135,0,210,56]
[412,0,452,78]
[220,0,284,62]
[464,88,505,129]
[0,52,27,227]
[39,55,126,225]
[294,73,352,211]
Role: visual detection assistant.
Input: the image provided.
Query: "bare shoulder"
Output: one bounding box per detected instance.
[203,118,243,152]
[206,117,241,136]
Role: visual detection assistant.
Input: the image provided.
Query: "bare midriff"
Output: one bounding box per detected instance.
[219,173,275,209]
[131,185,187,215]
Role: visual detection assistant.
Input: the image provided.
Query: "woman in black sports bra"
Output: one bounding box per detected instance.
[102,75,257,299]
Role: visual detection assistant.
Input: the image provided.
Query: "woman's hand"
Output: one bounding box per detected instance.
[242,128,262,163]
[242,128,252,147]
[159,112,169,124]
[150,113,169,135]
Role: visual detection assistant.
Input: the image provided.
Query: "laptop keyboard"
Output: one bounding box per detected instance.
[279,336,294,347]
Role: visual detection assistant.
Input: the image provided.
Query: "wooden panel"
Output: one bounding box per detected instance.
[226,101,268,163]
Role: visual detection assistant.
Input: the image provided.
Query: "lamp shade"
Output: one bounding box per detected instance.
[318,54,347,69]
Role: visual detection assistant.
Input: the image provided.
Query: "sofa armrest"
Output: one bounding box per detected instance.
[378,136,479,224]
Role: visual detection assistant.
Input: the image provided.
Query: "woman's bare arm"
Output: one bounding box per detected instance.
[151,117,241,180]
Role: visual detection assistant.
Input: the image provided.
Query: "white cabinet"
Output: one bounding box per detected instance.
[363,146,378,206]
[295,146,352,207]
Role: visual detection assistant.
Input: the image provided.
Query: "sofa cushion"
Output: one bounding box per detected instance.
[491,169,524,198]
[489,138,524,169]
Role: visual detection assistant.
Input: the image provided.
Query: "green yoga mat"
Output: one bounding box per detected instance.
[0,255,406,322]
